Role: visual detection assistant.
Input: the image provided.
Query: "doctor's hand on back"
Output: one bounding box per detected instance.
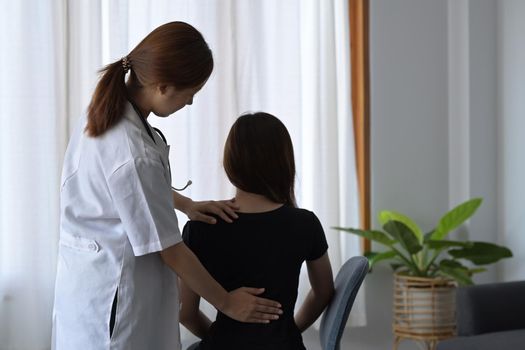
[161,242,282,323]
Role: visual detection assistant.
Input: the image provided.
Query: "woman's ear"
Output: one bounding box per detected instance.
[157,84,169,95]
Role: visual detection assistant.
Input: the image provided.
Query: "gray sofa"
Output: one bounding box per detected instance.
[437,280,525,350]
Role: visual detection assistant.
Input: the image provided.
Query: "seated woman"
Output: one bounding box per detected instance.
[180,112,335,350]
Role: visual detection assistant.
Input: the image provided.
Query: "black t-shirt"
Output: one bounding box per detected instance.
[182,205,328,350]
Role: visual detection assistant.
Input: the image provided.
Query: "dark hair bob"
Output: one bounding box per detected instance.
[223,112,297,207]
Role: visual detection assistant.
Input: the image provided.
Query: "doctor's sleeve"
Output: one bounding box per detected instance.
[107,157,182,256]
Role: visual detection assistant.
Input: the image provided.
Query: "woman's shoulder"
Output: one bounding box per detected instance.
[182,217,227,250]
[183,216,224,234]
[280,206,318,220]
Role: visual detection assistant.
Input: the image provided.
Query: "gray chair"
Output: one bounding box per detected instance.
[186,256,369,350]
[319,256,369,350]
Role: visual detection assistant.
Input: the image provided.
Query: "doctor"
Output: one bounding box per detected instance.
[52,22,282,350]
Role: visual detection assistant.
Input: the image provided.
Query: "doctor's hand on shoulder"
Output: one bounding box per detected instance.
[173,191,240,224]
[186,199,239,224]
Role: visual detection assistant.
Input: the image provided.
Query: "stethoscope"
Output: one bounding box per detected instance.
[129,99,192,192]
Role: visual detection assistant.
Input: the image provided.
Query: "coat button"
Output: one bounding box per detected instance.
[88,243,98,251]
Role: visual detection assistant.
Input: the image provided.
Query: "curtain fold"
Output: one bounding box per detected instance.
[0,1,363,348]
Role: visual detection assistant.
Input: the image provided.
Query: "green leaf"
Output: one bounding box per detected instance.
[427,240,473,250]
[431,198,483,240]
[438,265,473,286]
[390,263,405,272]
[364,251,377,259]
[363,251,377,270]
[438,260,473,285]
[439,259,468,270]
[383,221,423,255]
[468,267,487,275]
[332,227,396,247]
[448,242,513,265]
[365,250,398,269]
[424,230,435,242]
[378,211,423,243]
[439,260,486,279]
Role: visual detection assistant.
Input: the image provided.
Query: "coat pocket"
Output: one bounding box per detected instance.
[59,231,100,253]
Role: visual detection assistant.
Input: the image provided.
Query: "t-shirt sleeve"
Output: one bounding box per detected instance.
[182,221,195,252]
[306,212,329,261]
[108,157,182,256]
[182,221,204,262]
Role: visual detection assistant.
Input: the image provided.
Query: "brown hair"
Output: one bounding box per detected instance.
[86,21,213,137]
[223,113,297,207]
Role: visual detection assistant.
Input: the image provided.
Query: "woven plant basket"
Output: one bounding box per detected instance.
[393,273,456,343]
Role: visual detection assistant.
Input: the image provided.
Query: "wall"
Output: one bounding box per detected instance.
[497,0,525,282]
[449,0,499,283]
[367,0,449,348]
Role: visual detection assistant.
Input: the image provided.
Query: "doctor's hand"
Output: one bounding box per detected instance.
[186,199,239,224]
[220,287,283,324]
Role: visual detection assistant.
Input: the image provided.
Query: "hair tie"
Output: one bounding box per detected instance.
[121,56,131,73]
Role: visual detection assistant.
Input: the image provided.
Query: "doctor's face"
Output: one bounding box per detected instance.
[151,82,206,117]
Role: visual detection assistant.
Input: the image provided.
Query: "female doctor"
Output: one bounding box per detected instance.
[52,22,282,350]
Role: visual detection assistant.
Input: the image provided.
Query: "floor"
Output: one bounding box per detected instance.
[303,328,424,350]
[182,327,424,350]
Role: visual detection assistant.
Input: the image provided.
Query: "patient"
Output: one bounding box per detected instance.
[180,112,334,350]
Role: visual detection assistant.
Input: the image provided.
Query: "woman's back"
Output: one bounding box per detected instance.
[182,205,328,350]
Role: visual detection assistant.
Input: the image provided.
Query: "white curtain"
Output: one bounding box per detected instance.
[0,1,363,349]
[0,0,67,348]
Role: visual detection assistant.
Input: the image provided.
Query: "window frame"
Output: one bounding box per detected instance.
[350,0,371,253]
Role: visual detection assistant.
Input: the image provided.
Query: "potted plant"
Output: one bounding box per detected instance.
[333,198,513,348]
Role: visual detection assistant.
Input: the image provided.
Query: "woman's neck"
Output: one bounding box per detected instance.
[126,81,151,118]
[234,189,283,213]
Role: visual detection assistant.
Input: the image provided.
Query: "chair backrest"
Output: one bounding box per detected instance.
[319,256,369,350]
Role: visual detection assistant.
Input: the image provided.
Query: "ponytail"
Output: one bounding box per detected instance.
[85,59,128,137]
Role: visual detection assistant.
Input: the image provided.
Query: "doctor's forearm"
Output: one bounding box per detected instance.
[172,191,193,213]
[180,310,212,339]
[161,243,229,311]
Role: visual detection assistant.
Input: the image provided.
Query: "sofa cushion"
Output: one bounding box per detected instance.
[457,280,525,335]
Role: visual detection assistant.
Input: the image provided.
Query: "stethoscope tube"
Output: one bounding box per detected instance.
[129,99,192,192]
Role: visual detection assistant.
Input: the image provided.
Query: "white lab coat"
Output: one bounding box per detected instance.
[52,102,182,350]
